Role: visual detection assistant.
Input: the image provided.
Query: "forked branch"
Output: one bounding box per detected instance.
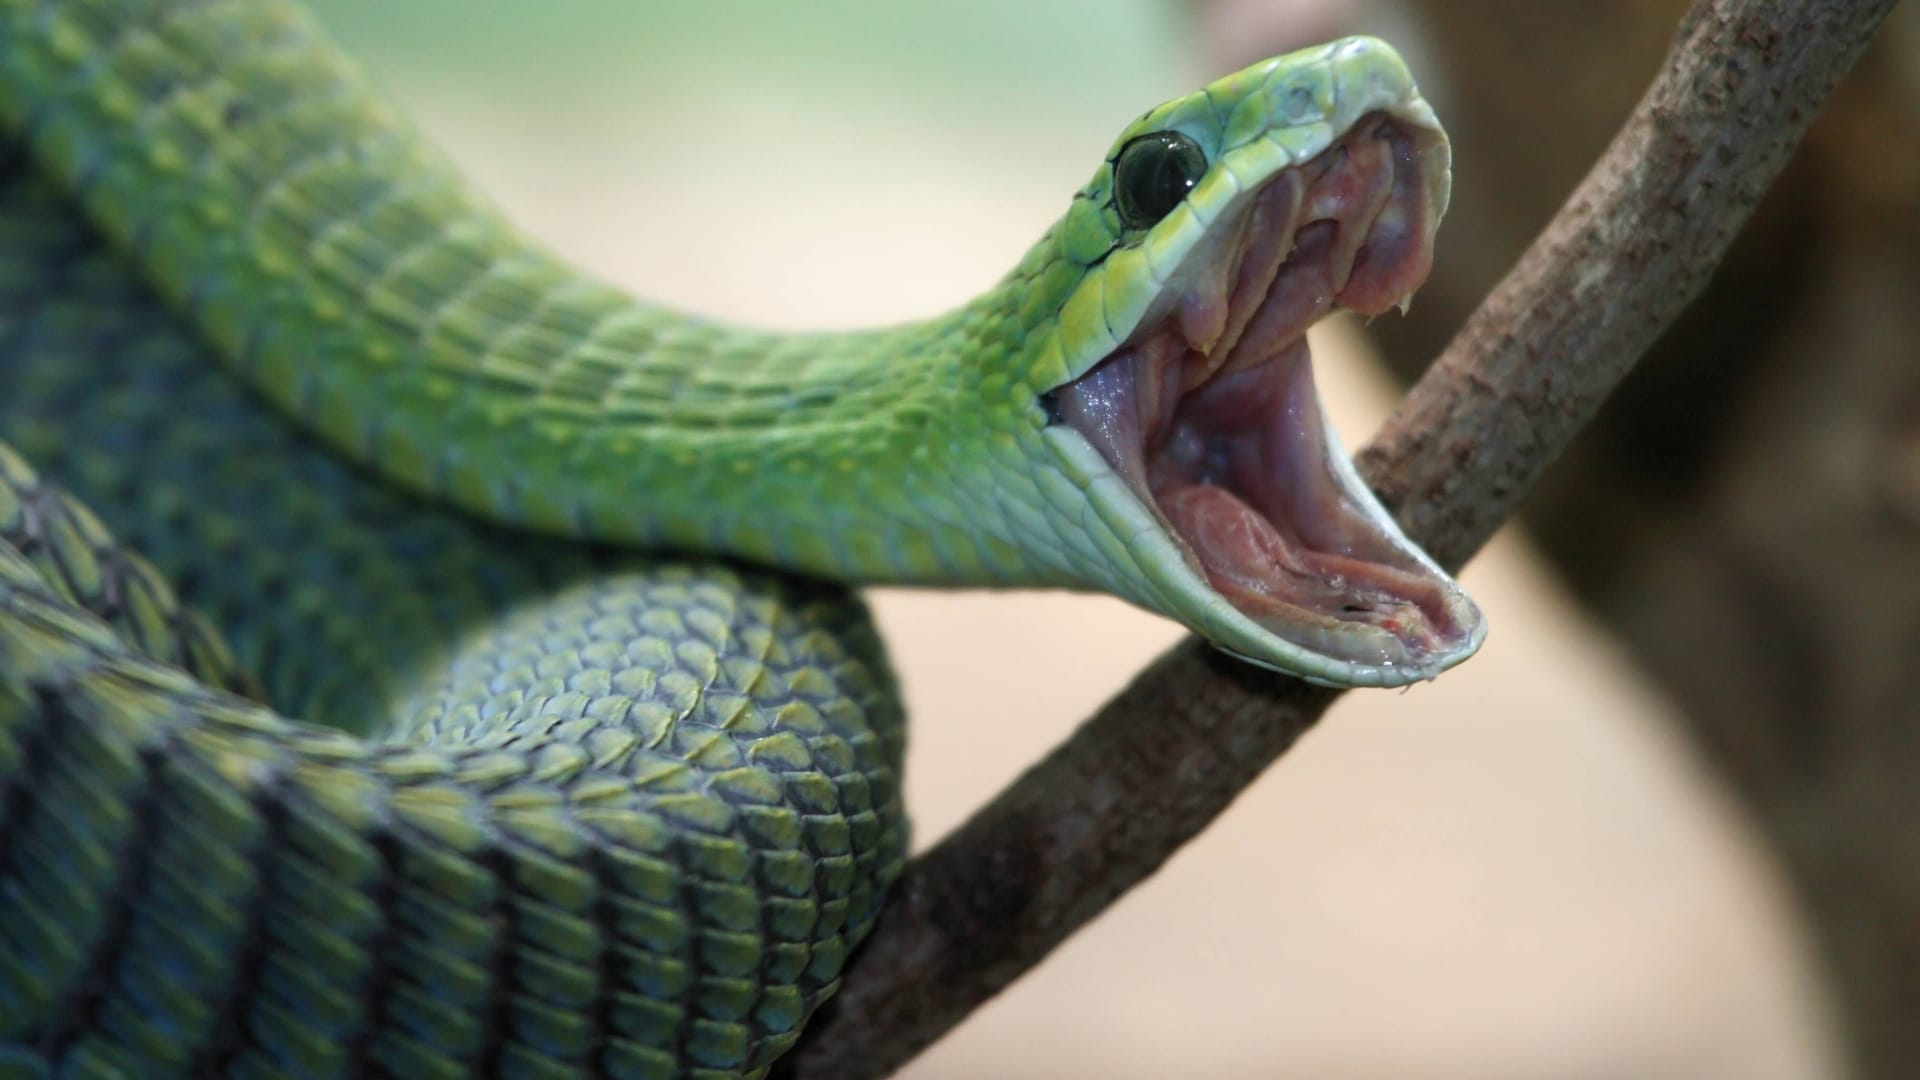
[783,0,1897,1075]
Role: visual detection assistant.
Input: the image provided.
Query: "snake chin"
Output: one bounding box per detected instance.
[1051,113,1479,672]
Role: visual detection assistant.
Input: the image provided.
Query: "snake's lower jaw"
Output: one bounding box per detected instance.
[1051,113,1484,685]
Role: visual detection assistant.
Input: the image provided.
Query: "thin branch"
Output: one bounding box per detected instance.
[782,0,1897,1075]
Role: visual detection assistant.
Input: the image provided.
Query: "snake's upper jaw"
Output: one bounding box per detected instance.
[1048,113,1484,687]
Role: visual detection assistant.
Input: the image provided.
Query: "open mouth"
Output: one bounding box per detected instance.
[1048,113,1480,672]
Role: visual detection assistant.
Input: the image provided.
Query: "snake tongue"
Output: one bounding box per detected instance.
[1052,114,1475,669]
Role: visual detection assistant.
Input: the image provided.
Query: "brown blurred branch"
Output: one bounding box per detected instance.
[782,1,1896,1076]
[1364,1,1920,1075]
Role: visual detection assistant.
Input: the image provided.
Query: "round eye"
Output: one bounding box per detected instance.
[1112,131,1207,230]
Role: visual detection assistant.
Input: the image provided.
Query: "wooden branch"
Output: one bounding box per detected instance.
[1361,0,1896,568]
[781,0,1897,1075]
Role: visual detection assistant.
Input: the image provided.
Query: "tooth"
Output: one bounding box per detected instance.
[1192,207,1258,358]
[1329,143,1395,293]
[1179,293,1227,356]
[1211,174,1302,373]
[1301,147,1349,221]
[1336,125,1440,313]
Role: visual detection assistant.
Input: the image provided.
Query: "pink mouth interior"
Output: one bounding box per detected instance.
[1051,114,1475,667]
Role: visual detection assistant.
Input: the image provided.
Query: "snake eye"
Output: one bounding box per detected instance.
[1113,131,1207,230]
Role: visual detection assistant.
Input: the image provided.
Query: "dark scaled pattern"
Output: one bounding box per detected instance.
[0,139,908,1079]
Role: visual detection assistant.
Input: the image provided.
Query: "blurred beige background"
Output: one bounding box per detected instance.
[308,3,1845,1076]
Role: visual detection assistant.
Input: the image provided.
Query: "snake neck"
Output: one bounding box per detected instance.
[0,0,1074,587]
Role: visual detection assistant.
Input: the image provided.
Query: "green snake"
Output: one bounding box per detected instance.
[0,1,1484,1076]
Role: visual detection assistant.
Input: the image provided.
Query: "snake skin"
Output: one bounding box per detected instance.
[0,128,907,1080]
[0,0,1473,1074]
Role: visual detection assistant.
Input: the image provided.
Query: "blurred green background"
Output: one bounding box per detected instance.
[313,0,1191,116]
[307,1,1199,328]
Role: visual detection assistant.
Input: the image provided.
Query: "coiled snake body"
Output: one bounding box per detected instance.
[0,1,1484,1076]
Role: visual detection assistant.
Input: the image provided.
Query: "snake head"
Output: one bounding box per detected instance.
[1021,37,1484,687]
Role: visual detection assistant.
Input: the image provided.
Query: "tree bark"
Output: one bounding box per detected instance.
[1361,4,1920,1076]
[781,1,1899,1076]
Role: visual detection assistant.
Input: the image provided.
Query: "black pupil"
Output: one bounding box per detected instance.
[1113,131,1206,230]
